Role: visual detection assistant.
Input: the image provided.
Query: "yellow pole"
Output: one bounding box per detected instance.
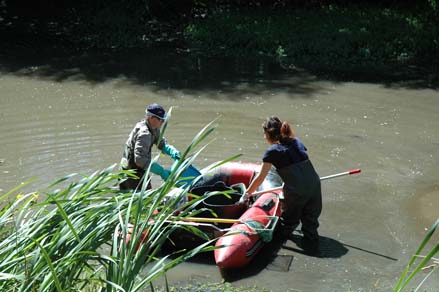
[171,217,239,224]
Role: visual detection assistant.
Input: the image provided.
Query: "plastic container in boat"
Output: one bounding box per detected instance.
[171,160,202,186]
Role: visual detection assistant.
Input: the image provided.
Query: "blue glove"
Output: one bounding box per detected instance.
[150,162,171,181]
[162,144,181,160]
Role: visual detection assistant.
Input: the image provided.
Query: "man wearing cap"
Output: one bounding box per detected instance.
[119,103,180,190]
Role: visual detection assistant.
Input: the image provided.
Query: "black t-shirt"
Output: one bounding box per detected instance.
[262,138,309,169]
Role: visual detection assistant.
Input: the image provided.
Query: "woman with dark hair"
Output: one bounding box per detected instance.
[246,116,322,253]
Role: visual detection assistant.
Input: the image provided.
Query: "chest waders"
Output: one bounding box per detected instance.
[119,122,155,191]
[276,159,322,243]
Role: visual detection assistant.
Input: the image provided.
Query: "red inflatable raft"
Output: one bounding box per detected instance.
[214,191,281,269]
[125,161,283,269]
[195,161,282,269]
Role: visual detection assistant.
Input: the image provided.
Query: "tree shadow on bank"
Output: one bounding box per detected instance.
[0,19,323,100]
[0,18,437,95]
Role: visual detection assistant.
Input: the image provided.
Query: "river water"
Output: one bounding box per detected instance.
[1,49,438,291]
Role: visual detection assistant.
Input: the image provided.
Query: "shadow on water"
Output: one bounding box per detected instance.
[0,20,437,93]
[0,40,323,99]
[220,237,291,282]
[286,234,349,259]
[340,242,398,262]
[285,234,398,262]
[221,234,350,282]
[221,234,396,282]
[163,230,397,282]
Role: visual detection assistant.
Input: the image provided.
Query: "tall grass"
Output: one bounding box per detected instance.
[394,218,439,292]
[0,120,220,291]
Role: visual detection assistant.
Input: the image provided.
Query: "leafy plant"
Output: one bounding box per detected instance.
[394,218,439,292]
[0,120,222,291]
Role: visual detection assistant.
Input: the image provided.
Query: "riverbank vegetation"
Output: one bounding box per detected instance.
[0,168,212,291]
[184,4,438,80]
[394,218,439,292]
[1,1,438,83]
[0,121,224,291]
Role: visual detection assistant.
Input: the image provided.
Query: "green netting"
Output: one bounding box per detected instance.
[243,216,279,242]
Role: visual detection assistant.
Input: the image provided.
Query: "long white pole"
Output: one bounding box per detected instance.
[251,168,361,196]
[320,168,361,181]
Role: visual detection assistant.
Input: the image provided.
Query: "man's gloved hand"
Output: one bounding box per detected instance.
[162,144,181,160]
[150,162,171,181]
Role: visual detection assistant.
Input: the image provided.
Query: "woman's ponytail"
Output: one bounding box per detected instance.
[263,116,296,143]
[279,121,295,143]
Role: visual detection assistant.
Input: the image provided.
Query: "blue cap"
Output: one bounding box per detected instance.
[145,103,166,120]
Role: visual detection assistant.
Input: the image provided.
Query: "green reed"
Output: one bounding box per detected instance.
[394,218,439,292]
[0,120,226,291]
